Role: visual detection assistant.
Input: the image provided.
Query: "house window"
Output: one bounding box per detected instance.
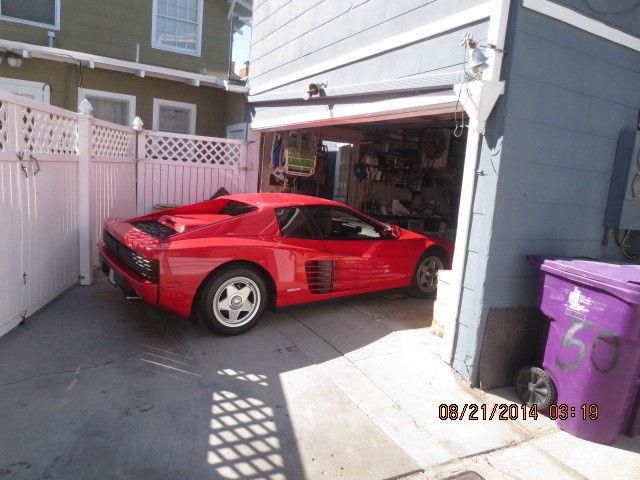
[152,0,203,56]
[0,77,51,103]
[153,99,196,134]
[0,0,60,29]
[78,89,136,127]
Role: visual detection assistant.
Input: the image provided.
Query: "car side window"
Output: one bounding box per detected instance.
[275,207,318,239]
[310,207,381,240]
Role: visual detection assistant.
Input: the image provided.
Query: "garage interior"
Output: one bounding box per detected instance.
[259,115,467,241]
[257,113,468,330]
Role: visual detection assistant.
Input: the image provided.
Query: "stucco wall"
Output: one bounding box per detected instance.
[0,58,244,137]
[452,1,640,382]
[0,0,231,76]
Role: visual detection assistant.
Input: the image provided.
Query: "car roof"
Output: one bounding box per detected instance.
[221,193,346,209]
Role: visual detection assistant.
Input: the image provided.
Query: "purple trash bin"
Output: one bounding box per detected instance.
[531,257,640,444]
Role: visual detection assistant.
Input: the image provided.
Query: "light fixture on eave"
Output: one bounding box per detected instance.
[2,51,24,68]
[465,38,489,75]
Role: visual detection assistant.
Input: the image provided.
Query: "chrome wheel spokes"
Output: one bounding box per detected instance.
[213,277,261,327]
[417,256,444,293]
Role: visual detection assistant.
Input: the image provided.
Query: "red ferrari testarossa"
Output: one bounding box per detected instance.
[99,193,452,335]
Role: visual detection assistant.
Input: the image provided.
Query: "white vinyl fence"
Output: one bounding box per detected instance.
[137,130,249,215]
[0,90,252,338]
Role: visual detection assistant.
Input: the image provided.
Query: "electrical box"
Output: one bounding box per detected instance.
[605,129,640,230]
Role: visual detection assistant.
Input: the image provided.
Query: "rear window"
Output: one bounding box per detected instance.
[219,200,257,216]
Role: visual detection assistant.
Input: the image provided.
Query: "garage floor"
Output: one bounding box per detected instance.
[1,276,639,480]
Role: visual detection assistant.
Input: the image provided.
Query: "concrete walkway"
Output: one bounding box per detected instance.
[0,276,638,479]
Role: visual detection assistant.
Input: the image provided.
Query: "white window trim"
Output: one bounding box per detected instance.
[151,0,204,57]
[0,0,61,30]
[0,77,51,103]
[78,88,137,127]
[153,98,197,134]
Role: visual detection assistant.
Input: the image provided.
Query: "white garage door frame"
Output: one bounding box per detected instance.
[250,90,459,132]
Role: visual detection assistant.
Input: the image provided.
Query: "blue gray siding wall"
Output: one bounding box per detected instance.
[249,0,490,112]
[453,1,640,382]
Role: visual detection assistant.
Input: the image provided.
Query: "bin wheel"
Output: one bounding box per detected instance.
[515,366,556,409]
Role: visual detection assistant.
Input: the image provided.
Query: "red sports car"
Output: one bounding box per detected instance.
[99,193,452,335]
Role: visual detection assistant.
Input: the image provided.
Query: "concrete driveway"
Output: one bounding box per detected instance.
[0,276,426,480]
[1,276,639,480]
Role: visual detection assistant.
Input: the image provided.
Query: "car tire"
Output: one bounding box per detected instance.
[409,251,446,299]
[198,267,268,335]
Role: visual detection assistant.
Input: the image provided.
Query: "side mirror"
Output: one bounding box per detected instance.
[381,224,401,239]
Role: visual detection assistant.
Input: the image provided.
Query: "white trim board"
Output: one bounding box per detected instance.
[0,77,50,103]
[152,98,197,134]
[0,39,248,93]
[78,88,137,126]
[0,0,60,30]
[523,0,640,52]
[251,91,459,131]
[248,2,493,96]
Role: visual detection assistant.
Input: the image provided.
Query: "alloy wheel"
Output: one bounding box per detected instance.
[417,256,444,293]
[212,276,261,327]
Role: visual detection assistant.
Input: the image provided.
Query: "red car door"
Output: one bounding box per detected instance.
[305,206,412,295]
[272,206,335,304]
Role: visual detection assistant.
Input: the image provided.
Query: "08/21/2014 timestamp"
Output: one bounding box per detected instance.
[438,403,600,421]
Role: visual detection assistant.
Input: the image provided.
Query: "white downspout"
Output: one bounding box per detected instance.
[443,0,512,365]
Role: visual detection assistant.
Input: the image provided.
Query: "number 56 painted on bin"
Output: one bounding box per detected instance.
[556,318,620,373]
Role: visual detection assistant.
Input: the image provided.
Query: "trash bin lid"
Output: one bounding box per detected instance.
[534,257,640,304]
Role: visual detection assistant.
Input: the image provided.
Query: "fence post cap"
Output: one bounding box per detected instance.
[78,99,93,116]
[132,116,144,131]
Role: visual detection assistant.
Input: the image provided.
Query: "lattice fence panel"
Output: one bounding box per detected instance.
[18,106,78,155]
[144,133,243,167]
[0,99,7,152]
[91,123,136,158]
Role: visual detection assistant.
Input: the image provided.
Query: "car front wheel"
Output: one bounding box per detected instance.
[409,252,445,299]
[198,267,267,335]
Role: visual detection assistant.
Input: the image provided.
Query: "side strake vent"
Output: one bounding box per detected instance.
[305,260,334,294]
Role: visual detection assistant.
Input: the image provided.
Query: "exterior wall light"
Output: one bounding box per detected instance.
[466,39,489,75]
[5,53,23,68]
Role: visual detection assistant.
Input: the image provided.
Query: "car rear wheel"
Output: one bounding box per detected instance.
[198,267,267,335]
[409,252,446,299]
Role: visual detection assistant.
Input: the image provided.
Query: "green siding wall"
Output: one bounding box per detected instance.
[0,58,245,137]
[0,0,231,75]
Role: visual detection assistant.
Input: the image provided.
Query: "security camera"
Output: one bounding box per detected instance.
[303,81,328,100]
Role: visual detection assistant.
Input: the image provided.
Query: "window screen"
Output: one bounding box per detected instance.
[85,96,130,126]
[310,207,381,240]
[158,105,191,134]
[154,0,201,55]
[1,0,57,25]
[276,208,318,239]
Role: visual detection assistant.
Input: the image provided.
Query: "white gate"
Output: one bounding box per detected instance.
[136,131,249,214]
[0,91,80,337]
